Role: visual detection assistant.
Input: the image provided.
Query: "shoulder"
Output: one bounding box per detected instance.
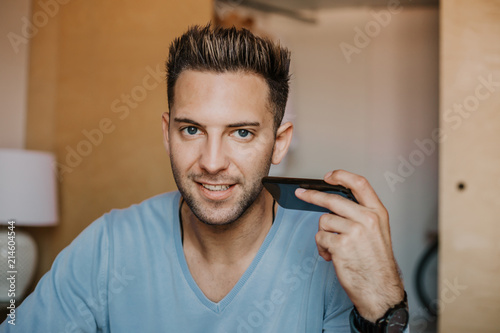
[58,191,180,256]
[97,191,181,244]
[104,191,180,222]
[62,191,181,255]
[102,191,180,229]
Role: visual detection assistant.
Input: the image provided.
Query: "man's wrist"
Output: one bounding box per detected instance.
[350,291,409,333]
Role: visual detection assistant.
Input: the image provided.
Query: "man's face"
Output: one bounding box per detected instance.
[163,70,279,225]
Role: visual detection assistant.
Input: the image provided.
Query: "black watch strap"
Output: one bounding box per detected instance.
[350,291,409,333]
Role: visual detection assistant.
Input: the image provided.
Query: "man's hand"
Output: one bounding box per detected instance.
[295,169,405,322]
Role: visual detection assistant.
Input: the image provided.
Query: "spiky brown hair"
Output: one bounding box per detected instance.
[166,23,291,129]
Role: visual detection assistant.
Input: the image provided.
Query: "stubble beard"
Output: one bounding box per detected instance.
[170,156,272,226]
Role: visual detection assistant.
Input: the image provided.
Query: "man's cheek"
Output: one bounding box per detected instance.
[236,145,265,161]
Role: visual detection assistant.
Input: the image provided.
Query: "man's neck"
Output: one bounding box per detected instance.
[180,190,275,265]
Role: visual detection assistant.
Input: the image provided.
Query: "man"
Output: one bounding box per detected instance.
[1,24,408,332]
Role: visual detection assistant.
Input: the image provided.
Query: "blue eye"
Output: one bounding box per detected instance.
[236,129,250,138]
[183,126,198,135]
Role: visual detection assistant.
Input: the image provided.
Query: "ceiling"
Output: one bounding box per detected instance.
[245,0,438,10]
[217,0,438,23]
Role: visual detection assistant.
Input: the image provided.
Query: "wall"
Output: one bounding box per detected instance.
[25,0,212,283]
[0,0,31,149]
[4,2,454,331]
[254,6,439,331]
[439,1,500,331]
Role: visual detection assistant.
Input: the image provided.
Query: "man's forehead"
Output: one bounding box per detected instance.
[170,69,273,125]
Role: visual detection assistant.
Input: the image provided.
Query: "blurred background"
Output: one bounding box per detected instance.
[1,0,499,332]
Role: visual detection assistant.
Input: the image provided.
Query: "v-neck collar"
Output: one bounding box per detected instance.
[171,192,284,313]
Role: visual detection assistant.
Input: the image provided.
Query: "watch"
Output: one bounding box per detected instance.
[350,291,409,333]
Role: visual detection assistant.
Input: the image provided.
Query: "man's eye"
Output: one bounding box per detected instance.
[182,126,199,135]
[235,129,251,138]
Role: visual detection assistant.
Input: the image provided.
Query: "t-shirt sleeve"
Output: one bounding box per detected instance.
[0,216,110,333]
[322,267,353,333]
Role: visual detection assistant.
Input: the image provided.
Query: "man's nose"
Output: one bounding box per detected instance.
[198,136,229,174]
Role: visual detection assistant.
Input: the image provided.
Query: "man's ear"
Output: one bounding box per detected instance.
[161,112,170,154]
[272,121,293,165]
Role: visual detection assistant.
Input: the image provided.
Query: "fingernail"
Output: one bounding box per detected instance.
[296,188,307,194]
[324,171,333,179]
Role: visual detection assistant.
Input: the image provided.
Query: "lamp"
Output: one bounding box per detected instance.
[0,149,58,303]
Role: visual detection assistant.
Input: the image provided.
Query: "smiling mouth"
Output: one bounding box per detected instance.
[201,184,231,191]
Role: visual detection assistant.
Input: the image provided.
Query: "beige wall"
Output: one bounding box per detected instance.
[0,0,31,149]
[439,1,500,331]
[25,0,212,284]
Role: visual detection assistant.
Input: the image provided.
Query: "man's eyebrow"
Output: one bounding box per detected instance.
[173,118,260,128]
[227,122,260,128]
[173,117,203,127]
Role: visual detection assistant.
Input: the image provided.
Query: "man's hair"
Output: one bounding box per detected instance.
[166,23,291,129]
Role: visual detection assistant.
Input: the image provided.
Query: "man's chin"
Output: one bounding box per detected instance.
[190,206,243,226]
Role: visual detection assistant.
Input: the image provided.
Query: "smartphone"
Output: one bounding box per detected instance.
[262,176,358,213]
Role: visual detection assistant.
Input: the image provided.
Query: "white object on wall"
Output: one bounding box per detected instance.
[0,149,58,303]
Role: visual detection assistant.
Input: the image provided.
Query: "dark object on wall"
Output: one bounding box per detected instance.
[415,236,439,317]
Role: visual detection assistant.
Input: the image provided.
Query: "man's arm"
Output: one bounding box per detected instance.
[295,170,407,327]
[0,217,109,332]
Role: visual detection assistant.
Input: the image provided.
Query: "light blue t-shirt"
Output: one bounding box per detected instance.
[1,191,356,332]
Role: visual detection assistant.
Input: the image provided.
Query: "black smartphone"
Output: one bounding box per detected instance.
[262,176,358,213]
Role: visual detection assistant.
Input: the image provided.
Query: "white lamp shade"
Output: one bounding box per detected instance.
[0,149,58,226]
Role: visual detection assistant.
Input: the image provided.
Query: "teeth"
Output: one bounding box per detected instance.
[202,184,230,191]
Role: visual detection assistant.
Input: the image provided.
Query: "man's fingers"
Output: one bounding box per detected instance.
[295,187,359,219]
[295,188,380,233]
[318,213,352,234]
[296,170,392,246]
[315,230,341,262]
[323,170,390,241]
[324,170,384,211]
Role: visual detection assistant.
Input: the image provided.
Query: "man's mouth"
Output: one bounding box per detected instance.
[197,182,235,201]
[201,184,231,191]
